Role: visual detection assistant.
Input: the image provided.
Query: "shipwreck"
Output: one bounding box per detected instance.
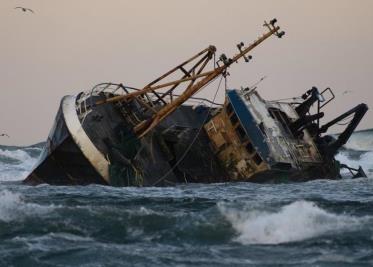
[24,19,368,186]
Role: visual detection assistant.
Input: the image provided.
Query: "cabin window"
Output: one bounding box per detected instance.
[236,125,247,141]
[226,103,233,115]
[246,142,255,154]
[253,153,263,165]
[230,113,239,125]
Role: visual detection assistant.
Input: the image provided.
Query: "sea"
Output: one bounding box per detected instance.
[0,130,373,267]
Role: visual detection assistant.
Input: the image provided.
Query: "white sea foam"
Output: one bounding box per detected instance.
[218,200,366,244]
[335,130,373,176]
[0,190,54,222]
[336,151,373,176]
[0,148,34,163]
[0,148,41,181]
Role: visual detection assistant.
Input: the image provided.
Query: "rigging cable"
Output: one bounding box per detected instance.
[151,75,225,186]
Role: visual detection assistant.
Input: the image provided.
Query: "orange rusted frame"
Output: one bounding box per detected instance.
[135,25,281,137]
[145,45,216,88]
[96,46,216,105]
[96,70,216,105]
[155,52,214,103]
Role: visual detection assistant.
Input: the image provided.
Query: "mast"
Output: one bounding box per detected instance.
[97,19,285,138]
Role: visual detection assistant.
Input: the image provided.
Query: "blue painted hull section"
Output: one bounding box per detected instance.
[227,90,272,164]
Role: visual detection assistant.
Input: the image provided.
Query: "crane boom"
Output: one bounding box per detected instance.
[97,19,285,138]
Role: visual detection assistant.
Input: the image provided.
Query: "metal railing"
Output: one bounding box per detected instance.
[75,82,223,121]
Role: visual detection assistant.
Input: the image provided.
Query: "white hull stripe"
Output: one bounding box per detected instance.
[62,95,110,183]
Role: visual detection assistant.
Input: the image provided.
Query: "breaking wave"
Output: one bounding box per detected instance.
[334,129,373,176]
[0,131,371,265]
[219,200,368,245]
[342,129,373,151]
[336,151,373,175]
[0,190,55,222]
[0,144,43,181]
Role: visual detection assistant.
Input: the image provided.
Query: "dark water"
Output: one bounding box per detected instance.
[0,131,373,266]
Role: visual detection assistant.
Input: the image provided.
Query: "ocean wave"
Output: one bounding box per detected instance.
[336,129,373,176]
[343,130,373,151]
[0,190,55,222]
[0,147,41,181]
[0,148,36,165]
[336,151,373,176]
[218,200,369,245]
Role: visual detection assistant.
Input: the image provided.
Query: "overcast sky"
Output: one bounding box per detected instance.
[1,0,372,145]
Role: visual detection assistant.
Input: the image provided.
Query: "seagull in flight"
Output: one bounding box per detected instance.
[15,7,34,13]
[0,133,9,138]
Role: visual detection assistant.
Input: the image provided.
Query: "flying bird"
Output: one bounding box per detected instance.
[15,7,34,13]
[0,133,9,138]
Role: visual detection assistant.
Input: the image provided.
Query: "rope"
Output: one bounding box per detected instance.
[151,76,225,186]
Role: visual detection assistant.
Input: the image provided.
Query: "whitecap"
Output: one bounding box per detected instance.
[218,200,368,244]
[336,151,373,176]
[343,130,373,151]
[0,190,55,222]
[0,148,41,181]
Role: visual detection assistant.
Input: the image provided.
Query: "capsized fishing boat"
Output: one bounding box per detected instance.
[24,19,368,186]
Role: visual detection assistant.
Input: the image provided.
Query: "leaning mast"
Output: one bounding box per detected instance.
[98,19,285,137]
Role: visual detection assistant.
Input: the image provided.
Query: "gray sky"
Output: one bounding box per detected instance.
[1,0,373,145]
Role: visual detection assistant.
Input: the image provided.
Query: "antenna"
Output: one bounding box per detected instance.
[237,42,252,63]
[264,18,285,38]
